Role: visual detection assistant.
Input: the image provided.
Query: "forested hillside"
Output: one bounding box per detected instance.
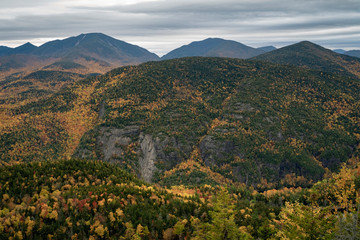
[1,57,359,188]
[253,41,360,78]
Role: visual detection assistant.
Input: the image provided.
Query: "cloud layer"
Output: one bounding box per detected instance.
[0,0,359,55]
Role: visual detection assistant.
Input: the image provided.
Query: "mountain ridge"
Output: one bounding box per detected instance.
[257,46,277,52]
[0,33,160,77]
[162,38,265,60]
[253,41,360,78]
[32,33,160,62]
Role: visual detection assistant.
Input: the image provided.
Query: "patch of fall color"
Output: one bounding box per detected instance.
[60,81,99,157]
[3,159,360,239]
[0,111,18,130]
[262,187,304,199]
[162,158,231,185]
[280,173,310,187]
[162,148,231,184]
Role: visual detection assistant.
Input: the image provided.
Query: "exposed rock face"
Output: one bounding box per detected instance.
[99,101,105,119]
[97,126,140,162]
[139,134,157,182]
[85,125,192,183]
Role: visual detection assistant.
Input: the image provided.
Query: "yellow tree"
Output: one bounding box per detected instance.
[275,202,336,240]
[192,187,252,240]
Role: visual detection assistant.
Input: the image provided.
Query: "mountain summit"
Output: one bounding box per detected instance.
[0,33,160,75]
[253,41,360,77]
[162,38,265,60]
[0,42,37,56]
[33,33,159,64]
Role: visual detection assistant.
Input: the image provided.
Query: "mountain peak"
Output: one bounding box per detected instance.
[33,32,159,63]
[294,41,324,49]
[12,42,37,54]
[24,42,35,46]
[162,38,264,60]
[253,40,360,77]
[0,46,12,56]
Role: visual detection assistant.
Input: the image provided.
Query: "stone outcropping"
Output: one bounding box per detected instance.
[139,134,157,182]
[97,126,140,162]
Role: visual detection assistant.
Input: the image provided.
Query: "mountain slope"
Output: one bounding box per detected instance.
[0,33,160,80]
[162,38,264,60]
[0,33,160,113]
[344,50,360,58]
[333,49,346,54]
[253,41,360,78]
[11,42,37,55]
[0,46,12,56]
[334,49,360,58]
[0,43,37,56]
[33,33,159,64]
[2,57,359,187]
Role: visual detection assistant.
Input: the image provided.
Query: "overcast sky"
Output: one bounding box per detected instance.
[0,0,359,56]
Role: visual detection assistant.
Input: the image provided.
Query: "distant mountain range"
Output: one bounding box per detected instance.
[161,38,265,60]
[0,33,160,76]
[1,33,359,108]
[257,46,277,52]
[333,49,360,58]
[343,50,360,58]
[0,42,37,56]
[32,33,159,63]
[253,41,360,78]
[0,33,159,62]
[2,33,358,74]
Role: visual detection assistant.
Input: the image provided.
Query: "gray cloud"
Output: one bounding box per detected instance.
[0,0,359,55]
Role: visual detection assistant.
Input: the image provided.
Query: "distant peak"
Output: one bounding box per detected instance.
[14,42,37,50]
[78,32,106,38]
[204,37,225,41]
[299,40,312,44]
[297,41,319,46]
[258,46,277,52]
[21,42,36,47]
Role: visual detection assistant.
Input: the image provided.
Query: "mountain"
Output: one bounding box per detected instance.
[0,42,37,56]
[257,46,277,52]
[33,33,159,64]
[253,41,360,78]
[333,49,346,54]
[162,38,265,60]
[0,46,12,56]
[0,33,160,77]
[344,50,360,58]
[11,42,37,55]
[2,57,359,188]
[0,33,161,108]
[333,49,360,58]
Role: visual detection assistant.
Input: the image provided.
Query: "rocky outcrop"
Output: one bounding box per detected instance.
[97,126,140,162]
[82,125,192,183]
[139,134,157,182]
